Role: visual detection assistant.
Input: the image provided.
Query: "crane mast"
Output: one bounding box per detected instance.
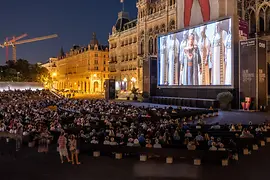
[0,34,58,63]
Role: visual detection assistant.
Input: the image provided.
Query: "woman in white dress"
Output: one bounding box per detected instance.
[211,23,227,85]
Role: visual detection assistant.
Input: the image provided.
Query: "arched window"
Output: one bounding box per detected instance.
[154,37,157,54]
[169,19,176,31]
[149,37,153,55]
[140,40,144,55]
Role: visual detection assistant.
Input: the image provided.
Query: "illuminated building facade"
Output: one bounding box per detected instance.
[238,0,270,34]
[53,33,109,93]
[42,57,57,75]
[108,0,177,92]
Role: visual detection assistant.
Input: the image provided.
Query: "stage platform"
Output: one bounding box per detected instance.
[120,101,270,125]
[151,96,219,109]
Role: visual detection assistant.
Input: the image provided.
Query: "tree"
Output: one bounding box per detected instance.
[36,66,52,85]
[0,59,52,83]
[15,59,30,76]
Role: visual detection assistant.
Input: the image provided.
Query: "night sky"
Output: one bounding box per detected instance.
[0,0,137,65]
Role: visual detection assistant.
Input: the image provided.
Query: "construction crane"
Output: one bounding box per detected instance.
[0,34,58,63]
[0,34,28,63]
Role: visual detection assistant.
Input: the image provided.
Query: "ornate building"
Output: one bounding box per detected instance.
[239,0,270,35]
[42,57,57,74]
[53,33,109,93]
[108,0,177,92]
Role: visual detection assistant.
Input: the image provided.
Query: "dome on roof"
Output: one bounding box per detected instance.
[115,18,130,31]
[115,11,130,31]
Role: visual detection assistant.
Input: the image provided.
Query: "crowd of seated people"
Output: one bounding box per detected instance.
[0,90,269,160]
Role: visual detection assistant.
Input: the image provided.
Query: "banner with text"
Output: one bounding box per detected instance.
[239,39,256,106]
[258,39,267,107]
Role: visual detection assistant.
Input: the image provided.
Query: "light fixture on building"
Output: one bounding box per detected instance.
[131,77,136,83]
[93,74,97,77]
[52,72,57,77]
[123,77,127,82]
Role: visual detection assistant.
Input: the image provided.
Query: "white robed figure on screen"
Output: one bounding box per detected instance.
[211,22,227,85]
[198,25,211,85]
[179,30,189,85]
[224,20,232,85]
[181,33,202,85]
[167,34,179,85]
[159,36,167,85]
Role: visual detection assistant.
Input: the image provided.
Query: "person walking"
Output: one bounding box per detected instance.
[69,134,80,165]
[58,132,71,163]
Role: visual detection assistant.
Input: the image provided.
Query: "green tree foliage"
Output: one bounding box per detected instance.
[0,59,51,83]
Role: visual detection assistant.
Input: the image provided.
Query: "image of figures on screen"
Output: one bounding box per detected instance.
[158,18,232,86]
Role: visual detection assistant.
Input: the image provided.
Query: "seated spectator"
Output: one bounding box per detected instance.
[184,130,192,138]
[230,124,236,132]
[195,132,204,141]
[204,133,210,141]
[103,136,110,145]
[90,137,98,144]
[119,135,125,145]
[133,139,141,147]
[110,137,118,146]
[108,129,115,137]
[184,138,189,145]
[182,122,189,130]
[138,134,145,144]
[237,123,243,131]
[218,143,226,151]
[208,137,215,146]
[127,138,134,147]
[209,142,217,151]
[145,139,152,148]
[173,130,180,141]
[240,129,254,138]
[153,139,162,148]
[187,140,196,150]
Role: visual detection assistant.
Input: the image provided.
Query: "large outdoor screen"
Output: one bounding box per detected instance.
[158,18,232,87]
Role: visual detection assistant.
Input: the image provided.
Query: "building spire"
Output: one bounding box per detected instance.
[90,32,99,46]
[59,47,65,58]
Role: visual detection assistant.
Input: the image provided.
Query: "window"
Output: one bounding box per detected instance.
[140,40,144,55]
[95,53,98,57]
[94,59,98,64]
[104,67,106,71]
[104,60,106,65]
[154,37,157,54]
[94,67,99,70]
[149,37,153,55]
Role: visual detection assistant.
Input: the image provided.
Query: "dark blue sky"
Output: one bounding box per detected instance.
[0,0,137,65]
